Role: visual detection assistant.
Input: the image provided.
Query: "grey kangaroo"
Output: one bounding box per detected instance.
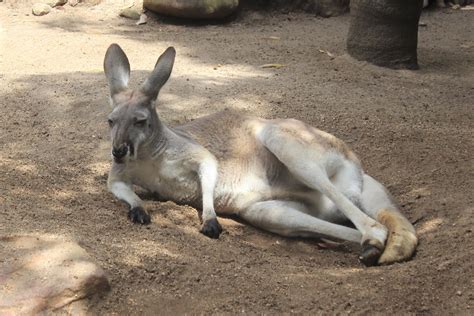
[103,44,417,266]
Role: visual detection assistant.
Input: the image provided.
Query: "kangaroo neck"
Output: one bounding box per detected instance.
[135,110,168,160]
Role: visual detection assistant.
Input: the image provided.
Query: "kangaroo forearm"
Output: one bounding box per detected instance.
[108,181,142,209]
[199,158,218,222]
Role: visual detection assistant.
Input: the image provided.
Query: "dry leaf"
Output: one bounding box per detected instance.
[264,36,280,40]
[317,239,343,249]
[260,63,286,69]
[318,49,335,59]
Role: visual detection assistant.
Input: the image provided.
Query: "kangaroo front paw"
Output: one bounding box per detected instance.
[359,240,384,267]
[128,207,151,225]
[359,223,387,266]
[200,218,222,239]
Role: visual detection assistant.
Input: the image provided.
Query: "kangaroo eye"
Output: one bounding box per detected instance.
[107,119,114,127]
[134,119,147,127]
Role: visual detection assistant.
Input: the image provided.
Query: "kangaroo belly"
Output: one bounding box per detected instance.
[214,167,273,212]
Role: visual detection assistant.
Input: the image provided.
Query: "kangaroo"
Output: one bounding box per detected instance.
[103,44,417,266]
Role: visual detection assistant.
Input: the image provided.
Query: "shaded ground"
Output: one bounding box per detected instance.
[0,1,473,314]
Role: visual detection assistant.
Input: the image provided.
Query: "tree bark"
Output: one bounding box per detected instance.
[347,0,423,70]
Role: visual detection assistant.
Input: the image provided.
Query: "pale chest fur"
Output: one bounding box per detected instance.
[128,153,275,211]
[129,156,201,204]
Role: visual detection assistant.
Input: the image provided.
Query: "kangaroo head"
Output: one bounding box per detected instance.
[103,44,175,163]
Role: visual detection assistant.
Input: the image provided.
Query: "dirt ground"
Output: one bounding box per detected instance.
[0,1,473,314]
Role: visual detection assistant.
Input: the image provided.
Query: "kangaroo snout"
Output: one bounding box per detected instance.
[112,145,128,160]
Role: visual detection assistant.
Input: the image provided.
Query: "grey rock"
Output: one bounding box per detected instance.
[144,0,239,19]
[317,0,349,17]
[43,0,67,7]
[0,235,110,315]
[251,0,349,17]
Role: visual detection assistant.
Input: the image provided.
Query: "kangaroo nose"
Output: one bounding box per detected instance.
[112,145,128,159]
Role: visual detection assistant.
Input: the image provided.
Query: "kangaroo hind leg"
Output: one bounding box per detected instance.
[239,200,362,243]
[256,121,388,265]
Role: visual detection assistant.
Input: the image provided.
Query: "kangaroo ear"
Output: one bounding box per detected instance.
[104,44,130,97]
[141,47,176,102]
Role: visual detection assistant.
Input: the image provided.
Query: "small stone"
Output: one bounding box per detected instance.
[43,0,67,7]
[120,7,141,20]
[419,306,430,312]
[136,13,148,25]
[456,290,462,296]
[32,3,52,16]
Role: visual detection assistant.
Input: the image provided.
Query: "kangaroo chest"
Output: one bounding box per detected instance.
[130,157,201,204]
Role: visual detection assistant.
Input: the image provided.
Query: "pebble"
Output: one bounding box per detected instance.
[32,3,52,16]
[120,7,141,20]
[43,0,67,7]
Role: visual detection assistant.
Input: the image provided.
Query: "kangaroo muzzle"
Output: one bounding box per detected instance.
[112,145,128,160]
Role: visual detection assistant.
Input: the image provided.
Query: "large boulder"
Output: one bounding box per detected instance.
[0,235,110,315]
[288,0,350,17]
[144,0,239,19]
[241,0,349,17]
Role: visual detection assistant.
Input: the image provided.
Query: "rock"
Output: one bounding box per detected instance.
[43,0,67,7]
[0,235,110,315]
[120,0,144,20]
[317,0,349,17]
[144,0,239,19]
[136,13,148,25]
[32,3,52,16]
[436,0,446,8]
[249,0,349,17]
[120,7,142,20]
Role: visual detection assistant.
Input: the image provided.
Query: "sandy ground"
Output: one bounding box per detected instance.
[0,1,473,314]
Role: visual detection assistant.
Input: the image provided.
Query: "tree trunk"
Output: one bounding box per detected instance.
[347,0,423,70]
